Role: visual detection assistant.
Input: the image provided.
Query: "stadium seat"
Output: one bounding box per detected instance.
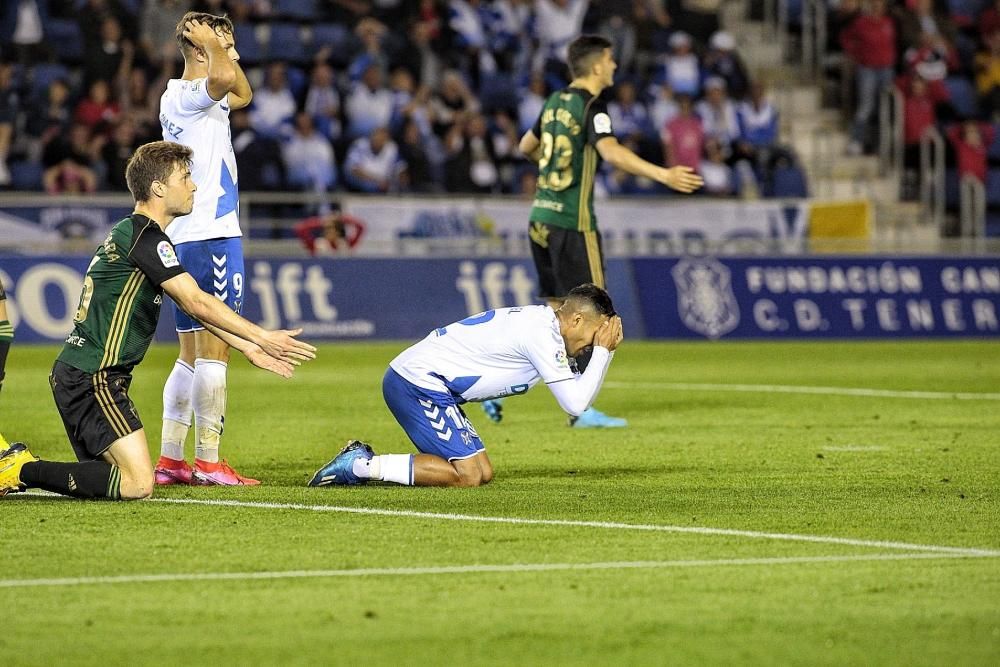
[944,77,979,119]
[312,23,357,66]
[234,23,265,65]
[274,0,319,20]
[989,124,1000,161]
[987,169,1000,206]
[285,66,308,99]
[45,19,84,62]
[30,63,70,100]
[769,165,809,198]
[269,23,311,65]
[479,72,518,113]
[9,161,44,191]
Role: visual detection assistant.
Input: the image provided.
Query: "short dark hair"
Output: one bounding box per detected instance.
[567,35,612,79]
[175,12,234,55]
[565,283,616,318]
[125,141,193,203]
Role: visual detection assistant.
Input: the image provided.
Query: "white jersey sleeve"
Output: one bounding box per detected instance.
[546,347,613,416]
[519,320,575,385]
[171,77,221,113]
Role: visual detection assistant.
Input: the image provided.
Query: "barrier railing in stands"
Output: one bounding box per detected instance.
[801,0,828,80]
[959,175,987,240]
[919,126,946,231]
[878,85,904,179]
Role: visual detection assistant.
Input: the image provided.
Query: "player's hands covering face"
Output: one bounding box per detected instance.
[593,316,623,352]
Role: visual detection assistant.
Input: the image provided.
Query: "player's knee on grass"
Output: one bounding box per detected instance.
[452,458,486,488]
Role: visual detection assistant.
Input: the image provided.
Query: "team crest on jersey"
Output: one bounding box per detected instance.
[593,112,612,134]
[672,257,739,339]
[157,241,180,268]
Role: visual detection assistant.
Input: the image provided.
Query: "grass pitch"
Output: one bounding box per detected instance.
[1,340,999,666]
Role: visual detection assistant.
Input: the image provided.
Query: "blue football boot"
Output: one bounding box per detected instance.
[308,440,375,486]
[481,398,504,423]
[569,407,628,428]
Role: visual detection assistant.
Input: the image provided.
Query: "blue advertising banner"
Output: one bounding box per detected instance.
[633,256,1000,339]
[0,256,642,344]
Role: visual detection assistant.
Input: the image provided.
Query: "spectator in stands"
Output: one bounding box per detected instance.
[736,80,780,165]
[947,119,996,184]
[489,0,533,73]
[295,205,366,256]
[121,63,171,141]
[398,117,439,192]
[903,30,958,96]
[24,78,72,162]
[488,109,521,189]
[348,18,392,81]
[649,82,679,136]
[140,0,190,69]
[662,94,704,171]
[981,1,1000,41]
[532,0,591,78]
[0,62,17,185]
[658,31,701,98]
[901,74,944,153]
[231,108,286,191]
[595,1,638,73]
[517,71,546,134]
[283,111,338,194]
[346,61,394,138]
[101,118,141,191]
[703,31,749,100]
[696,77,740,155]
[445,111,499,192]
[73,79,121,137]
[975,30,1000,119]
[448,0,494,82]
[840,0,897,154]
[305,62,342,142]
[407,0,450,90]
[345,125,406,192]
[898,0,957,54]
[430,69,480,136]
[388,66,417,133]
[250,62,297,139]
[680,0,722,46]
[81,15,133,87]
[42,122,99,193]
[609,80,655,145]
[700,137,736,196]
[1,0,49,65]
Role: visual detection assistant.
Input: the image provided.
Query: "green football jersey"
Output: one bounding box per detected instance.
[529,87,615,232]
[58,214,186,374]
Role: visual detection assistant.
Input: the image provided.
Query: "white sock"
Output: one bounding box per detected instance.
[161,359,194,461]
[193,359,227,463]
[354,454,413,485]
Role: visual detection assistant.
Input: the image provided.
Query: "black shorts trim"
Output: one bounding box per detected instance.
[529,222,605,299]
[50,361,143,462]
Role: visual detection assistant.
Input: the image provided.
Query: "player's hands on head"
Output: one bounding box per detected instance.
[184,19,223,50]
[662,166,704,193]
[593,315,623,352]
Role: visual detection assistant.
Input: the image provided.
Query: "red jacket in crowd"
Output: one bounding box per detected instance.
[947,123,996,184]
[295,213,366,255]
[840,14,897,68]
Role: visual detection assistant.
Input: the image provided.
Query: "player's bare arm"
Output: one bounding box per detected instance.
[595,136,704,193]
[519,130,543,163]
[160,272,316,363]
[183,19,237,101]
[228,60,253,110]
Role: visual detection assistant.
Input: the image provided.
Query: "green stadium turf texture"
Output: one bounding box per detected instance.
[2,341,998,666]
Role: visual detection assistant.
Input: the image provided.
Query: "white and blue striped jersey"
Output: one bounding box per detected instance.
[159,77,241,245]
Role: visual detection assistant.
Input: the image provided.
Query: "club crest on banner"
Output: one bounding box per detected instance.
[672,257,740,339]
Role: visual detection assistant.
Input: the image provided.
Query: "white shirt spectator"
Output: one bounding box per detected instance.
[345,132,405,192]
[283,115,337,192]
[696,98,740,147]
[533,0,590,67]
[346,81,394,138]
[304,80,342,140]
[250,85,296,138]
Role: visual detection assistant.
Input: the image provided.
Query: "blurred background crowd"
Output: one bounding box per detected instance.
[0,0,997,201]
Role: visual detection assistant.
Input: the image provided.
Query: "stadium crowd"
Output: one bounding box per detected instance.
[826,0,1000,197]
[0,0,799,199]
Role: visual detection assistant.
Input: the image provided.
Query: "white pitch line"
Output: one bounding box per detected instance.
[0,552,992,589]
[139,497,1000,557]
[603,381,1000,401]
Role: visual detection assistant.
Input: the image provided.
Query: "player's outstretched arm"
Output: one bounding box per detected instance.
[184,19,237,101]
[161,273,316,364]
[596,136,704,193]
[198,321,299,378]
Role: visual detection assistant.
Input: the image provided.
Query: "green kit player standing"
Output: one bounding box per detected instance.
[482,34,703,429]
[0,141,315,500]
